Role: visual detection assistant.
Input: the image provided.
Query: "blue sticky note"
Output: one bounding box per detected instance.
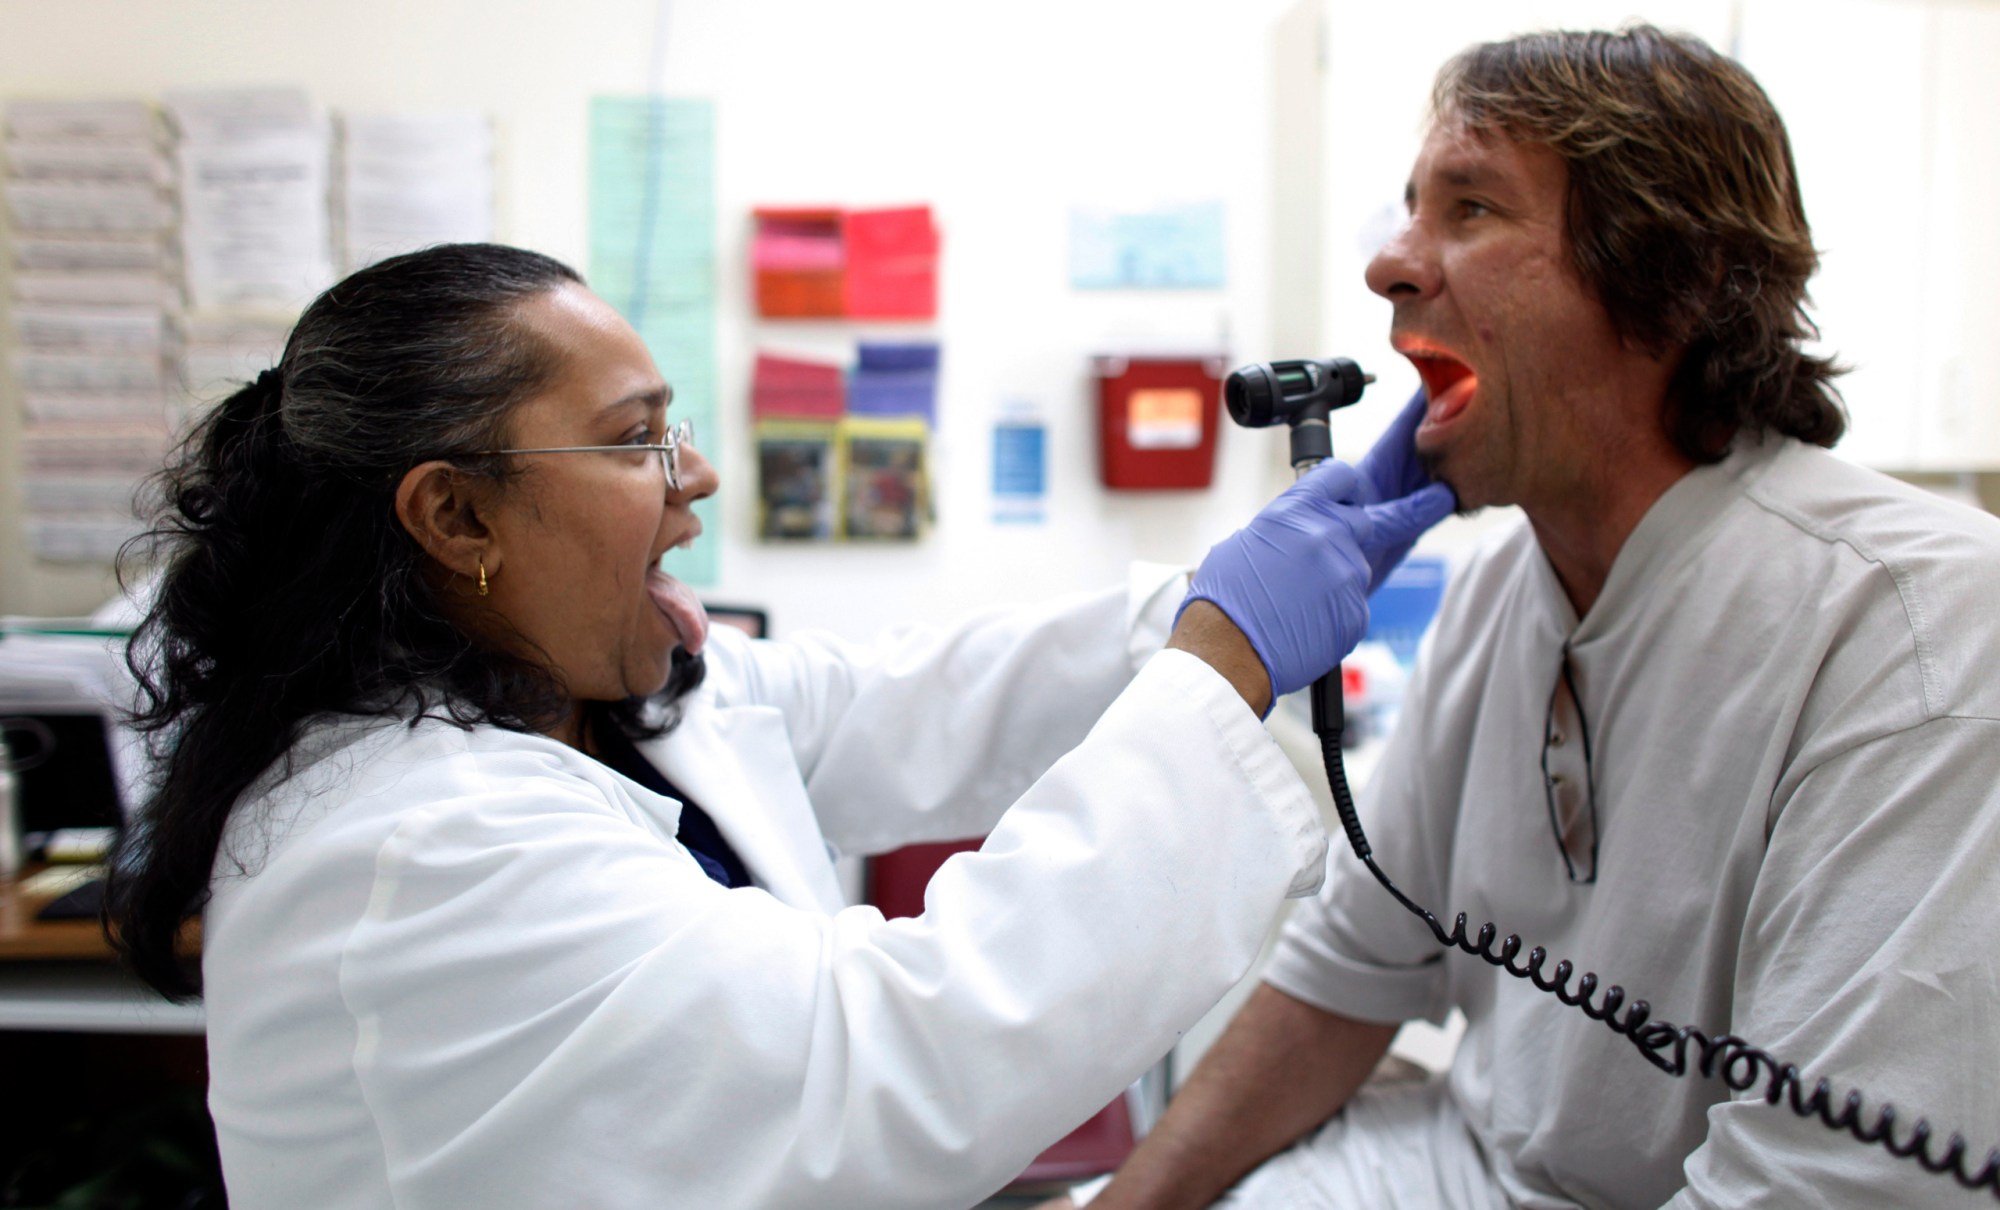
[850,341,939,422]
[848,372,937,421]
[857,341,940,372]
[992,420,1046,524]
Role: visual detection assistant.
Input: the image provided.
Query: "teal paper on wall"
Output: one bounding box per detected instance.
[589,96,719,587]
[1069,201,1226,290]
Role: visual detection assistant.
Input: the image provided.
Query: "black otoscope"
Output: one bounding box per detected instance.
[1223,355,2000,1199]
[1225,357,1374,475]
[1223,356,1376,854]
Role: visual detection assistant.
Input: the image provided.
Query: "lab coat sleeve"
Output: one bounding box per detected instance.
[701,562,1188,855]
[1662,715,2000,1208]
[338,650,1324,1210]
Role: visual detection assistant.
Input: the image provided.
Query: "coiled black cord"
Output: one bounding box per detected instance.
[1309,673,2000,1200]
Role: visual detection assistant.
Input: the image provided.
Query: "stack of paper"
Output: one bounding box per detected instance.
[338,112,494,272]
[3,99,178,563]
[0,629,149,815]
[842,207,938,319]
[165,88,332,312]
[751,352,845,419]
[749,206,941,319]
[752,209,845,318]
[849,341,940,422]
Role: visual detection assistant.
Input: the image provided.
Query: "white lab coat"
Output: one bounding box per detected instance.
[201,568,1325,1209]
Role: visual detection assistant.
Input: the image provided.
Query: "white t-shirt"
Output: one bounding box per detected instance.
[1265,435,2000,1208]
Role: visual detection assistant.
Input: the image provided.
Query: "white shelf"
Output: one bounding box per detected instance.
[0,963,205,1034]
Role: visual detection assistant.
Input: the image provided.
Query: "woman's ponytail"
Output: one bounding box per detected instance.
[107,244,591,1000]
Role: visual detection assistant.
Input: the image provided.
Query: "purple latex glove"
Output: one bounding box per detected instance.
[1354,389,1458,592]
[1180,459,1455,705]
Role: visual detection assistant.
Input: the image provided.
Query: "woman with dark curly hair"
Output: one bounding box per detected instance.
[104,242,1451,1209]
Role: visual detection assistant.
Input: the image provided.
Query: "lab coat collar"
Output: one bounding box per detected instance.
[635,701,848,915]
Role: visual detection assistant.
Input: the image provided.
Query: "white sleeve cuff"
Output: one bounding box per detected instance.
[1068,1173,1114,1205]
[1126,560,1192,674]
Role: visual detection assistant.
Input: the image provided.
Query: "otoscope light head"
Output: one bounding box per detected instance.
[1225,356,1376,472]
[1223,362,1285,428]
[1224,358,1374,429]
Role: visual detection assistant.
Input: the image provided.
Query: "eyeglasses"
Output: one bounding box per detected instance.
[1541,642,1599,884]
[473,418,696,494]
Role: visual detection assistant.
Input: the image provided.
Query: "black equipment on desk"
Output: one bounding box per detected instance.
[2,712,124,836]
[2,712,123,922]
[1223,354,2000,1200]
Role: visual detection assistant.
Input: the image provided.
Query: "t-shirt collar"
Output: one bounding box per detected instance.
[1537,434,1785,642]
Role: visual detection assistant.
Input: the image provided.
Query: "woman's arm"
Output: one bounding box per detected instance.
[331,654,1322,1210]
[700,563,1187,855]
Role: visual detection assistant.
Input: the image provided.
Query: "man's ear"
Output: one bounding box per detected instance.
[395,460,497,583]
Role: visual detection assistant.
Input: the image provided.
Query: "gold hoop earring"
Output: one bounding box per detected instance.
[477,560,489,596]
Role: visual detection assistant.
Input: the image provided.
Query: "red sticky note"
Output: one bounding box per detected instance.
[843,205,939,319]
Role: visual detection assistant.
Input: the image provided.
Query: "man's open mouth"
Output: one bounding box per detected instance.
[1400,344,1478,427]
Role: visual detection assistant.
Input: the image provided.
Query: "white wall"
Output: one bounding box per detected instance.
[4,0,1991,629]
[669,0,1297,639]
[0,0,668,616]
[1739,0,2000,472]
[0,0,1299,635]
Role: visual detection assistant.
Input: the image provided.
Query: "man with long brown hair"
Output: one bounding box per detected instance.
[1052,24,2000,1210]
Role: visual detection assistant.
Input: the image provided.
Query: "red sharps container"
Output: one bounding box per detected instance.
[1093,355,1227,489]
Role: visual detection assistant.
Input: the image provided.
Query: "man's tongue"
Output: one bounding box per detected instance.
[1426,372,1477,425]
[647,570,709,656]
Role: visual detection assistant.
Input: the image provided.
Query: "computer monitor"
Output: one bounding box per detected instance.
[703,604,769,640]
[2,712,125,835]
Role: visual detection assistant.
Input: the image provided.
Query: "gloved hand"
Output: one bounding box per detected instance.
[1180,459,1454,705]
[1354,388,1455,592]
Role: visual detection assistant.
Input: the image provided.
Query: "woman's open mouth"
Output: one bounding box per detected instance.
[646,567,709,655]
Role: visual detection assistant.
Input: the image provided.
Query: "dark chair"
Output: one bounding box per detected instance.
[865,839,1167,1189]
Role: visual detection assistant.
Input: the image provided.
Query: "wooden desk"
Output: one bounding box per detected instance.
[0,867,112,960]
[0,870,204,1034]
